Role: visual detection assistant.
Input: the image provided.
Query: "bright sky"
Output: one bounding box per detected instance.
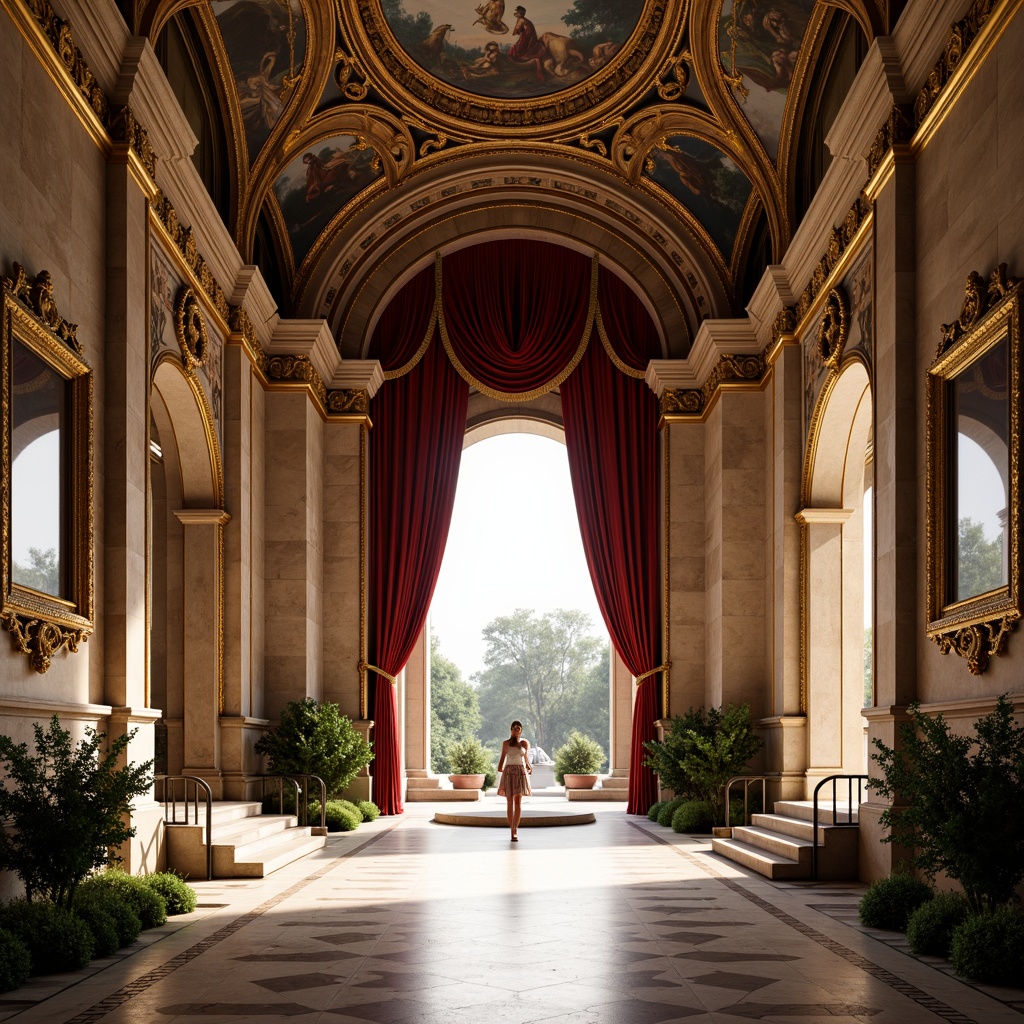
[958,433,1005,541]
[429,433,606,681]
[11,431,61,564]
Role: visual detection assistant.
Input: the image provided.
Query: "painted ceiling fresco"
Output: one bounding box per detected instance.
[133,0,896,339]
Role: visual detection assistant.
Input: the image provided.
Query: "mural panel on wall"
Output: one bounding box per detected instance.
[150,239,224,443]
[843,244,873,364]
[647,136,752,259]
[719,0,814,158]
[273,137,382,267]
[212,0,307,162]
[380,0,643,99]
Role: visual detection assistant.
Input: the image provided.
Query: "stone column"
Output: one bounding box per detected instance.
[404,623,432,790]
[174,509,230,797]
[862,152,917,880]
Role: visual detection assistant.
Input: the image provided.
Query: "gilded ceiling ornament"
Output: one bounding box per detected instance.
[174,286,209,371]
[335,48,369,102]
[327,388,370,414]
[656,54,690,102]
[771,306,797,346]
[816,288,848,370]
[5,264,80,353]
[266,354,327,405]
[660,388,702,415]
[867,103,912,179]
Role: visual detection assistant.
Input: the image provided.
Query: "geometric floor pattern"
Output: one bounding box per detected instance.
[1,802,1022,1024]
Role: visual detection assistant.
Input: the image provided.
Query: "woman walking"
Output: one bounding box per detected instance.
[497,720,532,841]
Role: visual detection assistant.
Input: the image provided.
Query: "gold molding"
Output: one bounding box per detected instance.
[173,286,210,371]
[816,287,849,370]
[1,263,94,673]
[926,264,1022,674]
[659,352,767,422]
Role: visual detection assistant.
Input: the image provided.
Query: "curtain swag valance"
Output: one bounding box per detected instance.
[367,242,658,399]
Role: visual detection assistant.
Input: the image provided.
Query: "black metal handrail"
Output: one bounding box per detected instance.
[811,774,868,880]
[155,775,213,880]
[257,774,327,833]
[724,775,768,828]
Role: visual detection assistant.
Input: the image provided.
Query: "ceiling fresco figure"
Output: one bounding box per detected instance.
[213,0,306,161]
[381,0,643,99]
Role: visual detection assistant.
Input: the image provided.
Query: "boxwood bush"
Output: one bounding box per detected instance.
[0,928,30,992]
[657,796,687,827]
[0,901,94,974]
[906,891,969,957]
[357,800,380,821]
[647,801,667,822]
[72,898,120,958]
[858,875,933,931]
[78,872,167,930]
[74,887,141,949]
[142,873,197,916]
[310,799,361,832]
[950,906,1024,985]
[672,800,714,834]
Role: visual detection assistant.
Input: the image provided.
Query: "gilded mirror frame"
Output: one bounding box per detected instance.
[926,265,1021,674]
[1,264,94,673]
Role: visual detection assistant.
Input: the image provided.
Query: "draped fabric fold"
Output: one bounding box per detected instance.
[560,326,662,815]
[367,316,469,815]
[597,267,664,374]
[439,240,595,400]
[369,265,438,377]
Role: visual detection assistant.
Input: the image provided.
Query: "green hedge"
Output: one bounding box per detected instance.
[671,800,714,834]
[906,891,969,957]
[950,907,1024,985]
[858,875,933,931]
[0,901,94,974]
[142,873,197,916]
[78,872,167,930]
[0,929,30,992]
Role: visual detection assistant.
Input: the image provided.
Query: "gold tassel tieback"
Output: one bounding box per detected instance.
[359,661,398,684]
[635,663,670,684]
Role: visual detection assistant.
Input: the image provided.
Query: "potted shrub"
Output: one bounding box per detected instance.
[447,738,493,790]
[554,732,605,789]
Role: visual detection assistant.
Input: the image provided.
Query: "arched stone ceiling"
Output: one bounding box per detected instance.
[129,0,898,350]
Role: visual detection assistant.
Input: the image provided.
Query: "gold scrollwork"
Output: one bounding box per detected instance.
[335,48,369,102]
[174,286,209,370]
[327,388,370,414]
[266,354,328,406]
[867,103,912,179]
[816,287,848,369]
[794,195,870,322]
[661,388,703,415]
[656,53,690,102]
[2,264,94,673]
[926,265,1022,674]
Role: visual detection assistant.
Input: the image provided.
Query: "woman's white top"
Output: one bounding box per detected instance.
[504,743,526,767]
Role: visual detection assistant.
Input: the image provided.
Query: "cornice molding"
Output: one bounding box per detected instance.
[330,360,384,399]
[49,0,128,93]
[747,265,796,349]
[269,320,340,386]
[646,319,760,396]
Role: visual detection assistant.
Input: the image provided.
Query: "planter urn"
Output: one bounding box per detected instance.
[449,773,485,790]
[563,773,599,790]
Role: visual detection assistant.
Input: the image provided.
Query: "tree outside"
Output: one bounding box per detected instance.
[956,516,1003,600]
[430,631,481,773]
[12,546,59,596]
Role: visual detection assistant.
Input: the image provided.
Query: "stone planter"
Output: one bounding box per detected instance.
[563,773,599,790]
[449,773,485,790]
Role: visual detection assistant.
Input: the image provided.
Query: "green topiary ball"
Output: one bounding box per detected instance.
[142,873,197,916]
[950,907,1024,985]
[672,800,714,834]
[72,899,120,958]
[78,873,167,930]
[906,891,969,957]
[0,901,94,974]
[657,796,686,827]
[647,801,666,822]
[0,928,30,992]
[74,888,141,948]
[322,800,361,832]
[357,800,380,821]
[335,799,364,822]
[858,875,933,931]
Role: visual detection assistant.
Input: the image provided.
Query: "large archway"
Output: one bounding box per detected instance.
[800,359,873,792]
[149,357,227,795]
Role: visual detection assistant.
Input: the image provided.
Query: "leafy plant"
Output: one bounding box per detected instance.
[0,716,153,908]
[357,800,380,821]
[0,929,30,992]
[142,873,197,916]
[74,889,140,947]
[553,731,605,784]
[671,800,714,834]
[78,872,166,930]
[643,705,763,825]
[0,901,94,973]
[255,698,373,797]
[906,891,969,957]
[448,737,494,778]
[72,898,120,957]
[310,800,361,832]
[869,695,1024,913]
[657,796,687,827]
[858,875,933,931]
[647,801,666,822]
[950,907,1024,985]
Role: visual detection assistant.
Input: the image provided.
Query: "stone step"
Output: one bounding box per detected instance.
[406,787,481,801]
[223,829,326,878]
[710,837,807,880]
[731,825,813,867]
[750,813,828,842]
[773,800,859,825]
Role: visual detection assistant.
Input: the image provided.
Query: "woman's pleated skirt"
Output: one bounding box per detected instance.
[498,763,531,796]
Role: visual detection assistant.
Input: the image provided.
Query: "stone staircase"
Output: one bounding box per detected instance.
[565,768,630,801]
[405,770,481,802]
[164,801,326,879]
[711,800,859,880]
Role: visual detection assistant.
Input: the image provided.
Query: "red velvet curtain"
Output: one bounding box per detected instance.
[440,240,593,397]
[561,268,663,814]
[367,272,468,815]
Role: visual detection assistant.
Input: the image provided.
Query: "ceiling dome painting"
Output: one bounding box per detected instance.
[144,0,896,348]
[212,0,307,162]
[378,0,644,101]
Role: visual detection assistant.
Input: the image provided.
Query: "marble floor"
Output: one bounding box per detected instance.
[2,801,1022,1024]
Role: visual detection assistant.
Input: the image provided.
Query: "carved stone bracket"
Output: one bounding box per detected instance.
[3,614,86,675]
[660,352,767,418]
[265,354,327,406]
[931,614,1019,675]
[326,388,370,414]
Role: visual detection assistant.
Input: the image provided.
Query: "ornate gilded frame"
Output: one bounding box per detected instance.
[926,265,1022,674]
[1,264,94,672]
